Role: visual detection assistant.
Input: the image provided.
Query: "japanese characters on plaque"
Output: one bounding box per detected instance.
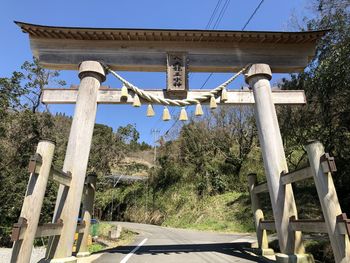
[167,53,188,93]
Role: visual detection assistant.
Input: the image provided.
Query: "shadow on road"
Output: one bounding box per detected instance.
[93,242,269,262]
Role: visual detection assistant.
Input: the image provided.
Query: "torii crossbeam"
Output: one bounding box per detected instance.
[42,87,306,105]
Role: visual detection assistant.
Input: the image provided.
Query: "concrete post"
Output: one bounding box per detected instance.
[305,141,350,263]
[47,61,105,262]
[11,140,55,263]
[247,173,273,255]
[245,64,309,262]
[76,173,97,257]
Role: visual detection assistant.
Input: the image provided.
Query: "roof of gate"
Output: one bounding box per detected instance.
[15,21,327,73]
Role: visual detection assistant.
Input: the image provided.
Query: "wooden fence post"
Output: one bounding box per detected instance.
[305,141,350,263]
[76,173,97,257]
[247,173,273,255]
[11,140,55,263]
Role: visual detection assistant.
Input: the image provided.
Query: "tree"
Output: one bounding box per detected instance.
[279,0,350,210]
[0,58,65,246]
[116,124,140,144]
[20,58,66,113]
[154,106,257,197]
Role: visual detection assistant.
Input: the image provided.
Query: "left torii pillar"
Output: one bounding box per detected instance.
[46,61,105,262]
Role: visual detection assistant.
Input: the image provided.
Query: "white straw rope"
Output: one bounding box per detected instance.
[103,64,250,106]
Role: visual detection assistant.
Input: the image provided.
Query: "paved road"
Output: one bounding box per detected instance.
[79,222,268,263]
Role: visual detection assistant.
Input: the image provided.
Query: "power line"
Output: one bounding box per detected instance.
[200,0,264,90]
[206,0,223,29]
[150,0,225,133]
[163,0,233,137]
[150,1,265,136]
[199,0,230,90]
[241,0,264,31]
[213,0,231,29]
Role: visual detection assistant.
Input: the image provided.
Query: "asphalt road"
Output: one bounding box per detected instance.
[78,222,268,263]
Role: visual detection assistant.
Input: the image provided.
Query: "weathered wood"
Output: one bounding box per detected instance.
[280,166,313,185]
[26,154,71,186]
[248,174,269,250]
[167,53,188,94]
[305,141,350,263]
[260,220,276,231]
[11,140,55,263]
[261,219,350,235]
[246,64,304,255]
[252,182,269,194]
[51,168,71,187]
[337,214,350,236]
[12,221,85,241]
[15,22,325,73]
[250,169,314,193]
[290,219,328,233]
[76,173,97,257]
[41,88,306,105]
[46,61,105,261]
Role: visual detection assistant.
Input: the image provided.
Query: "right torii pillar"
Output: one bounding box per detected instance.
[246,64,313,263]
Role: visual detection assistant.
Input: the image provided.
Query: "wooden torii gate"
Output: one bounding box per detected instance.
[13,21,333,263]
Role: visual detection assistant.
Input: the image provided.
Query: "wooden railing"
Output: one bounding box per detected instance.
[248,141,350,263]
[10,140,96,263]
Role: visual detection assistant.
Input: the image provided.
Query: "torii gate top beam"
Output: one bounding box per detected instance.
[15,21,326,73]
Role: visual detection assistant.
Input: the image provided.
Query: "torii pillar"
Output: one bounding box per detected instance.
[46,61,105,262]
[246,64,312,263]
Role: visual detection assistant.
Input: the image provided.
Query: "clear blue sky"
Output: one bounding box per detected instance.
[1,0,311,145]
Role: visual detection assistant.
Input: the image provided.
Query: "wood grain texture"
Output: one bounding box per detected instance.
[281,166,313,185]
[305,141,350,263]
[41,89,306,105]
[76,174,97,257]
[247,64,304,255]
[248,174,269,250]
[47,61,104,260]
[14,222,85,241]
[15,21,325,73]
[11,140,55,263]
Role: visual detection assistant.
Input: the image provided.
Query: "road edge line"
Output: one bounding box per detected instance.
[120,238,148,263]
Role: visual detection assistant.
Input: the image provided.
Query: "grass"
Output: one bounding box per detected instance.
[86,222,138,253]
[88,243,105,253]
[162,191,255,233]
[304,239,334,263]
[95,222,114,237]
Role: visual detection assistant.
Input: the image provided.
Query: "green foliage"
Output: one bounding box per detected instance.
[116,124,139,145]
[304,239,334,263]
[161,191,255,233]
[153,106,258,197]
[88,243,105,253]
[279,0,350,212]
[0,59,148,247]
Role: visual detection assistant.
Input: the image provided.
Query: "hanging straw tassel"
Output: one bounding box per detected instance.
[195,102,203,116]
[179,107,188,121]
[133,94,141,107]
[162,106,171,121]
[146,104,155,117]
[210,95,217,109]
[121,84,129,100]
[221,87,228,102]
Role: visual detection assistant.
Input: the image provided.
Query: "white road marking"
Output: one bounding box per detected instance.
[120,238,148,263]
